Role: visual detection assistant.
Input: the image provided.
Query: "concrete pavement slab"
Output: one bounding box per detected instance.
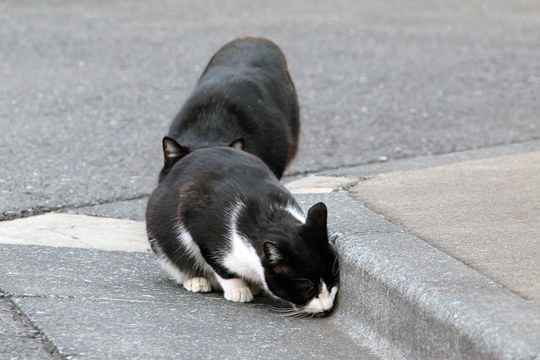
[13,296,370,360]
[0,244,379,360]
[0,213,149,253]
[351,150,540,306]
[0,245,175,303]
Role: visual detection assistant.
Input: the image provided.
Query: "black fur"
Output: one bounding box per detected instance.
[146,147,339,309]
[159,36,299,182]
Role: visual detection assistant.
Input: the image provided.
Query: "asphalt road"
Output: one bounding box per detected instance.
[1,0,539,218]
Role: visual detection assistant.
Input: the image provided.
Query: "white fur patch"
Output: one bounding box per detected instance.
[265,243,281,264]
[222,201,267,290]
[157,255,189,285]
[303,282,338,313]
[174,222,212,274]
[148,231,188,284]
[285,201,306,223]
[149,224,220,290]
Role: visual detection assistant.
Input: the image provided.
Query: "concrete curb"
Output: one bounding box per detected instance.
[295,190,540,360]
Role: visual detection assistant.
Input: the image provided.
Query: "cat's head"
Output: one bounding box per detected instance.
[158,137,245,183]
[262,202,339,316]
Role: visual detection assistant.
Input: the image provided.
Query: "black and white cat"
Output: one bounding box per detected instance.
[146,142,339,315]
[160,36,299,182]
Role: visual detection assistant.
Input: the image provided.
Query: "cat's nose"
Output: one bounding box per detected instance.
[322,307,335,316]
[313,309,332,317]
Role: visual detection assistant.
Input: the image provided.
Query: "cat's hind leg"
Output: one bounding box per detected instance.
[156,255,213,293]
[215,275,253,302]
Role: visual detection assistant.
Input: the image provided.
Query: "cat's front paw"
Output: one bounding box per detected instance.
[183,277,212,293]
[224,287,253,303]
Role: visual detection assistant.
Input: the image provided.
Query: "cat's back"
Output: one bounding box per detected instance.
[165,147,279,195]
[195,37,293,99]
[148,147,271,228]
[168,36,299,179]
[202,36,287,75]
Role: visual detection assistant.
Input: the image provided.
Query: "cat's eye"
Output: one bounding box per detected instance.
[292,278,318,300]
[304,286,316,300]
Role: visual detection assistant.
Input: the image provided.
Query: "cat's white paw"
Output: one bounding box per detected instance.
[224,287,253,302]
[215,276,254,302]
[183,277,212,293]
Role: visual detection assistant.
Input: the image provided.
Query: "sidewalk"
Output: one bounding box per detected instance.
[350,150,540,306]
[1,141,540,359]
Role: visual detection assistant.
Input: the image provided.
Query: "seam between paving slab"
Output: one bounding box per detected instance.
[0,293,63,359]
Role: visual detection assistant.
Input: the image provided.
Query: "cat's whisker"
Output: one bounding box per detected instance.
[268,303,329,319]
[293,278,315,286]
[286,311,306,318]
[331,256,340,278]
[329,232,340,246]
[268,305,294,313]
[274,309,300,316]
[305,287,316,299]
[267,304,309,318]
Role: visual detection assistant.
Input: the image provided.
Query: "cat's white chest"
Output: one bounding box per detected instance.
[222,202,267,289]
[222,231,265,286]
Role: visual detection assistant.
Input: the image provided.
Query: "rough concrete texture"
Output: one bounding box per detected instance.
[0,213,150,253]
[297,192,540,360]
[0,245,379,360]
[0,297,61,360]
[351,151,540,306]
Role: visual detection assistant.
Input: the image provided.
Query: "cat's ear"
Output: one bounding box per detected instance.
[162,137,189,168]
[305,202,328,231]
[263,242,292,275]
[229,138,245,150]
[263,241,282,265]
[301,202,329,244]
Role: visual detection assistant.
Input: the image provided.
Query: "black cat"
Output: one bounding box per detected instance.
[159,36,299,183]
[146,142,339,315]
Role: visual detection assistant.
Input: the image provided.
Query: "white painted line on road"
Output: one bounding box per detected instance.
[0,213,150,253]
[286,176,358,194]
